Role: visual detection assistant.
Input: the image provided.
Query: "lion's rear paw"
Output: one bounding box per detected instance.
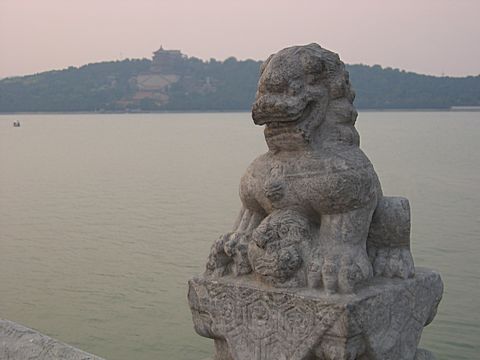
[372,246,415,279]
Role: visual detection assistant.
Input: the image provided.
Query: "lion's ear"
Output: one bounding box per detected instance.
[260,54,274,75]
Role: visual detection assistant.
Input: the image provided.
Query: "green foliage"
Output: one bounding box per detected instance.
[347,64,480,109]
[0,56,479,112]
[164,57,260,111]
[0,59,151,112]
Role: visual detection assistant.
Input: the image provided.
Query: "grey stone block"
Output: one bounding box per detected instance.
[189,268,443,360]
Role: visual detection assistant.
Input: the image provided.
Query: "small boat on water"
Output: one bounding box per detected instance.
[13,120,20,127]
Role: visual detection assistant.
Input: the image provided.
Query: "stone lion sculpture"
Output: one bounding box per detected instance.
[206,43,414,294]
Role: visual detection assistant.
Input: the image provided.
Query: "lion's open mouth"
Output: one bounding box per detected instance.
[267,120,297,128]
[263,101,314,136]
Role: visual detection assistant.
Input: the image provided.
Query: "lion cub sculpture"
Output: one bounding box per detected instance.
[206,43,414,294]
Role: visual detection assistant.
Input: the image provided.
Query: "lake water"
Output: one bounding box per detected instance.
[0,112,479,360]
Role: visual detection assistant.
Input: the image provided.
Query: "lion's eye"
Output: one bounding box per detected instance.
[263,74,290,93]
[287,82,302,96]
[267,82,286,93]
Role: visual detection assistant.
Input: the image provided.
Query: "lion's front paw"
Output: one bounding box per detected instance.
[205,232,252,277]
[371,246,415,279]
[322,249,373,294]
[205,233,232,277]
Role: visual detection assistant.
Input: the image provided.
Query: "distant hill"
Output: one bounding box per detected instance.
[348,64,480,109]
[0,48,479,112]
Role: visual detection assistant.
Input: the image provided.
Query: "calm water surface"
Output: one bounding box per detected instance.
[0,112,479,359]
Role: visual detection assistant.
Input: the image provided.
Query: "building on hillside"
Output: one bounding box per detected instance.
[151,46,185,73]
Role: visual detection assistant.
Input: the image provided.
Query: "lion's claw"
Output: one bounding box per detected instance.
[205,232,252,277]
[371,246,414,279]
[321,249,373,294]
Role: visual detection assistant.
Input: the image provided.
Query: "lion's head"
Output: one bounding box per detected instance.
[252,43,359,151]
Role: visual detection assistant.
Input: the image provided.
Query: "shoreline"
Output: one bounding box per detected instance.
[1,108,480,115]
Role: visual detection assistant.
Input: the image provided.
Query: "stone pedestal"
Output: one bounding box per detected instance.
[188,268,442,360]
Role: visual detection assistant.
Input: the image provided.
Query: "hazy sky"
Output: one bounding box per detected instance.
[1,0,479,78]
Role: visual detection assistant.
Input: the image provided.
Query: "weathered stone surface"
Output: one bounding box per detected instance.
[189,269,442,360]
[414,349,437,360]
[0,319,104,360]
[190,43,444,359]
[205,43,415,294]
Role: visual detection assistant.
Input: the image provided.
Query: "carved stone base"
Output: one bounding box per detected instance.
[188,268,443,360]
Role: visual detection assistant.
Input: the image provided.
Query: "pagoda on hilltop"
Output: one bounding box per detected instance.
[151,46,185,73]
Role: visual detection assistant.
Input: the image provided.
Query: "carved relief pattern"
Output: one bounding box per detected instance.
[202,281,344,360]
[189,270,443,360]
